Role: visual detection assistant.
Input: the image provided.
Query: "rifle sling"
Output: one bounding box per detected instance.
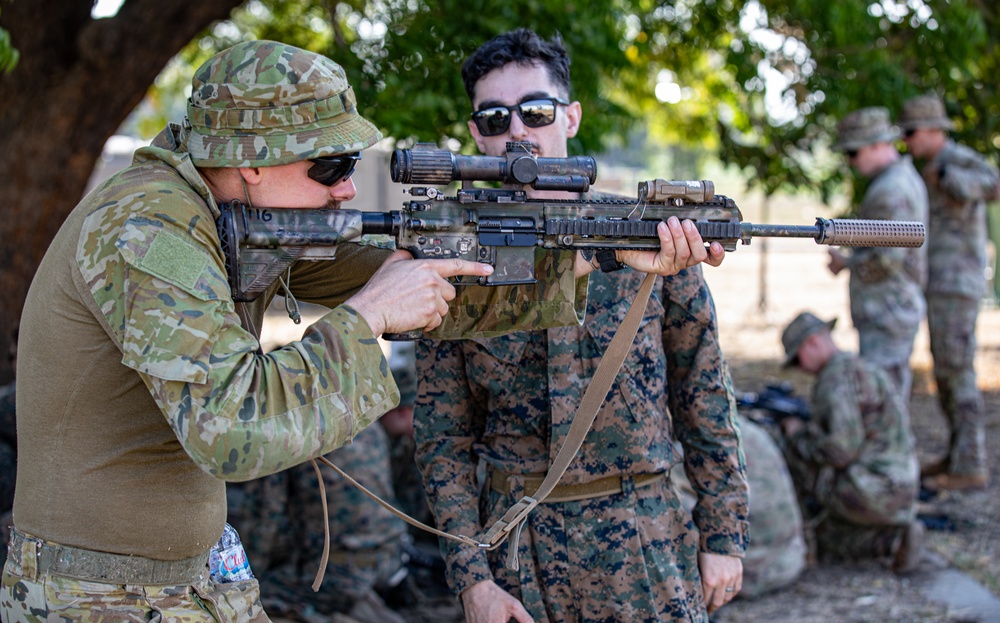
[308,271,656,587]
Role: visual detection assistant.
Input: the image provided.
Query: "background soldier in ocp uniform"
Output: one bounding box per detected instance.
[899,93,1000,492]
[777,312,924,573]
[827,107,929,403]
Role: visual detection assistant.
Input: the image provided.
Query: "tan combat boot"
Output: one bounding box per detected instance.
[922,472,989,492]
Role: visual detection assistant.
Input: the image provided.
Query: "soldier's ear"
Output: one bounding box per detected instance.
[238,167,264,186]
[564,101,582,139]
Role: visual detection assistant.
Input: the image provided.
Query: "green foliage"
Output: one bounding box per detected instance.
[131,0,653,154]
[703,0,998,203]
[0,7,19,74]
[127,0,999,206]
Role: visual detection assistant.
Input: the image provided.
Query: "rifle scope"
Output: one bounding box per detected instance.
[391,143,597,192]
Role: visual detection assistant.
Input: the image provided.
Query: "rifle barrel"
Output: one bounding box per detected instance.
[743,218,925,248]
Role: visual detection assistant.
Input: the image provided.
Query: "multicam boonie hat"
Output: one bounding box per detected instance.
[186,40,382,167]
[833,107,900,152]
[781,311,837,367]
[897,94,955,131]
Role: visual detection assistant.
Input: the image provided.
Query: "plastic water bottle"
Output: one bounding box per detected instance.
[208,523,255,583]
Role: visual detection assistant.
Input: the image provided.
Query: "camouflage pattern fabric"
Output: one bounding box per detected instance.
[415,259,748,623]
[232,424,407,619]
[782,352,919,561]
[305,423,407,592]
[14,130,400,559]
[673,414,805,599]
[834,107,900,151]
[2,556,268,623]
[186,40,381,167]
[923,140,999,300]
[226,473,293,574]
[388,433,434,536]
[846,155,928,398]
[5,39,588,620]
[921,140,999,478]
[485,477,703,621]
[927,297,986,477]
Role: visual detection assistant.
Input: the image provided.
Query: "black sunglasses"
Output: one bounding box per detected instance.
[903,128,917,138]
[846,149,859,159]
[471,97,570,137]
[308,152,361,186]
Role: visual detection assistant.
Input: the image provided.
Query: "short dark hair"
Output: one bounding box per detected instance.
[462,28,571,104]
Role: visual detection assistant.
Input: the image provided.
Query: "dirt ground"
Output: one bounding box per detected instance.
[265,239,1000,623]
[702,241,1000,623]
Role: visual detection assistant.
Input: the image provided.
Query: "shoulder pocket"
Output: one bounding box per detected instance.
[117,224,229,383]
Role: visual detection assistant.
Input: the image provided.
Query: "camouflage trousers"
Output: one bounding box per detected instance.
[228,424,407,618]
[857,324,916,401]
[1,532,269,623]
[781,451,914,563]
[813,513,906,563]
[485,476,707,623]
[927,295,986,476]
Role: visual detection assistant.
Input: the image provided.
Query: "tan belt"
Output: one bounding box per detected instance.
[491,470,666,503]
[8,529,208,585]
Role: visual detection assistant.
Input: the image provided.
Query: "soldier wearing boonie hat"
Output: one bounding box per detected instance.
[3,39,590,623]
[897,93,1000,492]
[185,39,381,167]
[897,93,955,132]
[833,106,900,153]
[781,311,836,368]
[774,310,923,573]
[826,105,927,407]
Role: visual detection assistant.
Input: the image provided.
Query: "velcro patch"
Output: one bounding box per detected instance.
[140,231,208,291]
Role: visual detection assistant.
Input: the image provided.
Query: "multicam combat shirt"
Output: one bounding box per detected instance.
[846,155,928,363]
[923,139,1000,300]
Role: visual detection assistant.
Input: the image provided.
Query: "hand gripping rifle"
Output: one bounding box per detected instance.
[217,143,924,332]
[215,142,925,570]
[217,141,925,305]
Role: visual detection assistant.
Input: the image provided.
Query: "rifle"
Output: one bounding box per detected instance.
[217,141,926,302]
[737,382,812,425]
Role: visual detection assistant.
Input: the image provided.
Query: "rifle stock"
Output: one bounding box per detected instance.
[217,142,926,305]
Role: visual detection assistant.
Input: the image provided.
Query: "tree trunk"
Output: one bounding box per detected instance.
[0,0,243,383]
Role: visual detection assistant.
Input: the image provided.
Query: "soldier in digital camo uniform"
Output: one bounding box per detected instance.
[899,94,1000,492]
[828,107,929,403]
[0,39,625,623]
[415,29,745,623]
[778,312,924,573]
[671,412,806,600]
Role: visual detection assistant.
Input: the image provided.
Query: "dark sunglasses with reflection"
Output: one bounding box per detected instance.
[308,152,361,186]
[471,97,570,137]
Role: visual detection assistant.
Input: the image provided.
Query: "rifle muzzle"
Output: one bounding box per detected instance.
[814,218,926,247]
